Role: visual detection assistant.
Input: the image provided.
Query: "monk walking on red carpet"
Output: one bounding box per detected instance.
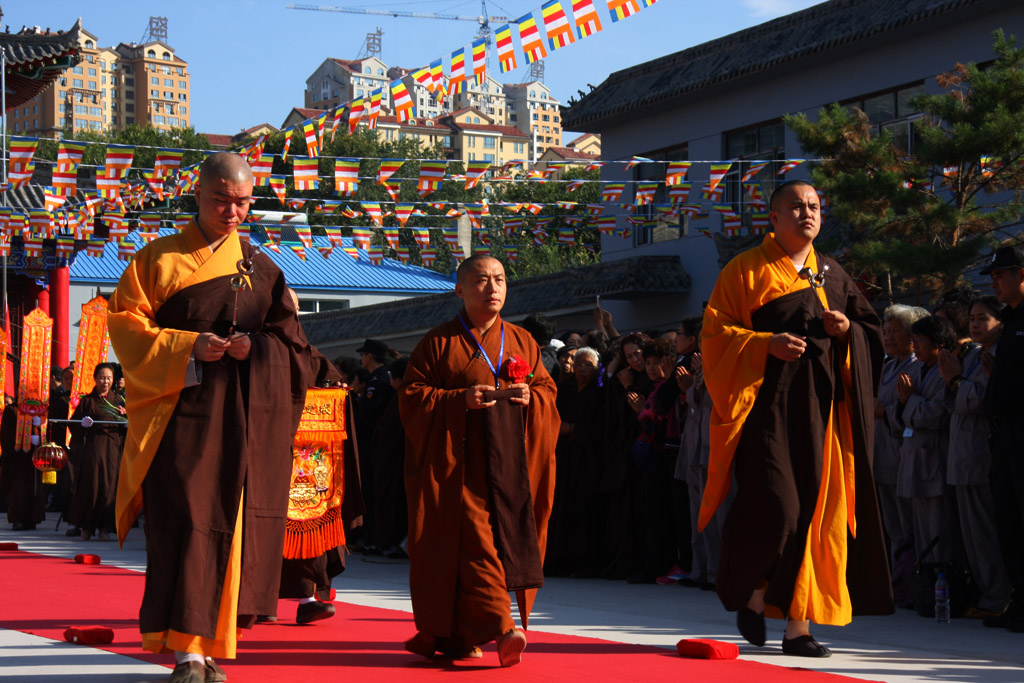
[399,255,559,667]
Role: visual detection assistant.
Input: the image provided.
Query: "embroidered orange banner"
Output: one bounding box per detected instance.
[284,387,347,560]
[70,296,111,410]
[16,307,52,451]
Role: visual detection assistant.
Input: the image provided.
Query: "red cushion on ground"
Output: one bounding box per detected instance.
[677,638,739,659]
[0,542,18,550]
[73,554,101,564]
[64,626,114,644]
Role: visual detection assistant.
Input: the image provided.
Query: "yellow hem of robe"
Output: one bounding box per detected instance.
[141,491,245,659]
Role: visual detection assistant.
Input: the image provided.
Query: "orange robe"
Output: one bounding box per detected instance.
[400,312,559,647]
[699,234,892,625]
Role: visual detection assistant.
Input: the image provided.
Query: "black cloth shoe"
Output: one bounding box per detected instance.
[782,635,832,657]
[204,657,227,682]
[65,526,80,537]
[255,614,277,623]
[737,606,766,647]
[983,602,1021,629]
[1006,616,1024,633]
[296,600,336,624]
[169,660,206,683]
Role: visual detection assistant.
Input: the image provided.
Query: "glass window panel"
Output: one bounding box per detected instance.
[897,84,926,117]
[863,93,896,124]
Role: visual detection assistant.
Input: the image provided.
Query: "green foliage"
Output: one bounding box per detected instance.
[785,30,1024,301]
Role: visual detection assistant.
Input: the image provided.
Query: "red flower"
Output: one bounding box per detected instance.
[504,354,533,384]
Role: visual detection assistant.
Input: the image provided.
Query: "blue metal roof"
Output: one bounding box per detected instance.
[70,228,455,294]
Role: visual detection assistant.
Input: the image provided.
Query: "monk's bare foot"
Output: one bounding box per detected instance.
[497,628,527,667]
[404,631,437,659]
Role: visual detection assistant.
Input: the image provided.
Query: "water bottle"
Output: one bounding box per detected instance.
[934,571,951,624]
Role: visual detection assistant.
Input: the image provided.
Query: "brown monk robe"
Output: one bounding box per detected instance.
[400,255,559,667]
[109,153,311,682]
[700,181,891,658]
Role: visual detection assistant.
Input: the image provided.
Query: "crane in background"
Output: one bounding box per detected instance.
[285,1,544,81]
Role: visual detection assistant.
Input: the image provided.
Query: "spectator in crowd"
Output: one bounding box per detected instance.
[370,357,409,560]
[936,287,975,359]
[876,304,928,598]
[546,347,605,578]
[940,296,1012,619]
[49,366,74,520]
[521,313,559,380]
[333,357,360,387]
[69,363,127,542]
[982,245,1024,633]
[628,338,680,584]
[667,317,703,581]
[351,338,394,554]
[895,315,958,569]
[599,332,652,580]
[1,392,45,531]
[555,345,576,381]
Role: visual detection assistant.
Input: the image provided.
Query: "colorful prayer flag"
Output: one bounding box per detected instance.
[741,162,769,182]
[495,24,518,73]
[104,144,134,179]
[573,0,603,38]
[778,159,806,175]
[57,140,87,172]
[251,154,273,187]
[420,248,437,267]
[542,1,575,50]
[377,159,405,186]
[751,212,770,235]
[428,59,444,94]
[607,0,641,22]
[302,120,319,158]
[706,162,732,196]
[471,38,487,84]
[334,158,360,196]
[361,202,383,226]
[269,175,288,205]
[382,228,400,250]
[665,161,692,186]
[293,157,320,191]
[348,99,365,134]
[154,148,184,177]
[601,183,625,202]
[668,183,692,204]
[518,13,548,64]
[352,227,371,251]
[417,161,447,196]
[449,48,467,95]
[282,127,294,162]
[391,80,415,122]
[367,245,384,265]
[8,137,39,187]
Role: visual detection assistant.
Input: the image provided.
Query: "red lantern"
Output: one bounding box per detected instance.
[32,442,68,485]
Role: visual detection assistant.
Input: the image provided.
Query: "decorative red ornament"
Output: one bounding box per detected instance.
[32,442,68,485]
[504,354,533,384]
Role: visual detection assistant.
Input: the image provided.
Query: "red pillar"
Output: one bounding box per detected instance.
[49,267,70,369]
[35,283,49,314]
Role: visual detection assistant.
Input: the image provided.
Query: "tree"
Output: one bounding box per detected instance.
[785,30,1024,302]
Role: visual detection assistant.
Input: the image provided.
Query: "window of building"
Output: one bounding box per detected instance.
[151,89,159,97]
[151,76,159,85]
[842,82,926,152]
[162,52,171,60]
[73,118,84,129]
[87,67,96,77]
[11,121,17,131]
[178,80,187,89]
[483,137,496,149]
[88,81,97,89]
[168,117,179,127]
[125,76,134,86]
[632,143,689,247]
[153,115,166,124]
[126,103,135,112]
[73,66,83,74]
[75,92,84,102]
[89,120,102,130]
[84,40,94,48]
[126,90,135,100]
[59,77,67,86]
[59,103,66,113]
[532,113,538,121]
[163,78,172,87]
[73,78,84,88]
[147,49,156,58]
[127,116,134,124]
[164,91,172,99]
[74,104,88,114]
[176,67,184,75]
[179,93,187,101]
[89,107,101,116]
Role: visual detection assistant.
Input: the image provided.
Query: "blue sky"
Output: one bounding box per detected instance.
[11,0,823,137]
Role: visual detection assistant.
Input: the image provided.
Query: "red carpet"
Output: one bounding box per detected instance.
[0,549,874,681]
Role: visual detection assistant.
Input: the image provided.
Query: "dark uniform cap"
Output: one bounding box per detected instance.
[355,338,390,357]
[981,245,1024,274]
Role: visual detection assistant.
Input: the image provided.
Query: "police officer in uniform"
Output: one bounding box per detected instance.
[982,245,1024,633]
[352,339,394,553]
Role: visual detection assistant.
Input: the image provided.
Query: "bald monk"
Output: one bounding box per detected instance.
[399,255,559,667]
[109,152,311,683]
[699,180,892,658]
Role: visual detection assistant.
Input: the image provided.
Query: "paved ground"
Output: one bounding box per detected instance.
[1,514,1022,682]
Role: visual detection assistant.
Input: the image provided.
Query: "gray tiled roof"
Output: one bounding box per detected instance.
[299,254,691,346]
[563,0,1008,130]
[2,20,83,109]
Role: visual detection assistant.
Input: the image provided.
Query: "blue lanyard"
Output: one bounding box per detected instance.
[458,312,505,389]
[882,356,914,385]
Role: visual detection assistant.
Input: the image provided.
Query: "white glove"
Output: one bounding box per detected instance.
[32,416,41,426]
[80,416,94,428]
[30,434,40,445]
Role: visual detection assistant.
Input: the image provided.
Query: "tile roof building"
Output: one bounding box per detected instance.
[562,0,1022,328]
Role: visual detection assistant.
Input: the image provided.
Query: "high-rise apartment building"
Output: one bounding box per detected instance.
[450,75,507,126]
[305,57,391,111]
[504,82,562,159]
[5,26,191,137]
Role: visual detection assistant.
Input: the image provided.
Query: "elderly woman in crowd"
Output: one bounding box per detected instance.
[546,347,606,577]
[876,305,928,576]
[895,315,958,569]
[69,362,127,542]
[939,296,1012,618]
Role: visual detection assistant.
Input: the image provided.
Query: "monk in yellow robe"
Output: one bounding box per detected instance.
[109,153,311,683]
[698,180,892,658]
[399,255,559,667]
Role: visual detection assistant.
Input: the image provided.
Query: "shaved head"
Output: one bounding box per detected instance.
[199,152,253,188]
[457,254,502,284]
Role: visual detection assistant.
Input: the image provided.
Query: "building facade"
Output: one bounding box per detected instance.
[504,81,562,160]
[304,57,391,111]
[563,0,1023,331]
[6,27,190,136]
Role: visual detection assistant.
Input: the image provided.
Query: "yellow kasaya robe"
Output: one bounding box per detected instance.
[699,234,892,625]
[109,220,311,656]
